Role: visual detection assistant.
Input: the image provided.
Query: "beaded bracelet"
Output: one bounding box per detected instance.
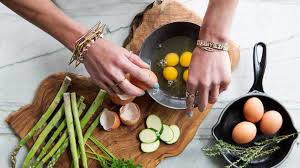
[69,21,106,67]
[197,39,228,52]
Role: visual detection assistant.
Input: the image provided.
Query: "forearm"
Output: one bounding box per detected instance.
[1,0,86,50]
[200,0,239,42]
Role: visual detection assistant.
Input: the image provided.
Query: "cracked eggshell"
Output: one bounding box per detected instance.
[100,109,121,131]
[110,94,136,106]
[119,102,141,126]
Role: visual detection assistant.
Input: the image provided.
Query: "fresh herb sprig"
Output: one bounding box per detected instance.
[87,136,142,168]
[203,133,298,168]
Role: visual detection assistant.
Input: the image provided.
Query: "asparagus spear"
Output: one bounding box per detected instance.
[21,96,84,168]
[10,76,71,168]
[40,90,106,168]
[31,103,86,168]
[71,93,88,168]
[83,109,102,142]
[36,132,68,168]
[64,93,80,168]
[71,108,104,168]
[32,97,85,167]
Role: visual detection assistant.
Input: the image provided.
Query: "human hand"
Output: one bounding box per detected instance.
[84,38,158,96]
[186,46,231,113]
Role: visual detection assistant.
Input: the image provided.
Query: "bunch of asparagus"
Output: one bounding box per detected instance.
[10,76,107,168]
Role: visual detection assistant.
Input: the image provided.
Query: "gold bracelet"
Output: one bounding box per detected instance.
[69,21,106,67]
[197,39,228,52]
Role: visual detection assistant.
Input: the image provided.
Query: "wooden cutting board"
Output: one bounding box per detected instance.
[6,72,213,168]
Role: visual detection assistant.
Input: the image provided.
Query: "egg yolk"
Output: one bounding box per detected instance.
[183,69,188,82]
[164,53,179,66]
[180,51,192,67]
[163,67,178,81]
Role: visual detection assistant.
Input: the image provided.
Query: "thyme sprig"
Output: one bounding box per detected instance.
[203,133,298,168]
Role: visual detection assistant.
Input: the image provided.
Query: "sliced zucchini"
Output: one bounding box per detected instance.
[166,125,181,144]
[139,129,158,143]
[141,140,160,153]
[160,124,174,142]
[146,114,162,132]
[149,128,162,137]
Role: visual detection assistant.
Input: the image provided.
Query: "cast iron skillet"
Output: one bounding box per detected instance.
[140,22,199,109]
[212,42,298,167]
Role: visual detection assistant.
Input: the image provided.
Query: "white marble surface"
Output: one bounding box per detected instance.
[1,0,300,167]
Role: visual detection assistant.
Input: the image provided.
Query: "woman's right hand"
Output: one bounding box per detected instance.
[84,38,158,96]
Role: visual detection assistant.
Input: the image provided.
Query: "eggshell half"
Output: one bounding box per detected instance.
[110,94,135,106]
[119,102,141,126]
[100,110,120,131]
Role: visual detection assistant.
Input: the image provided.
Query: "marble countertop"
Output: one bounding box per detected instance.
[1,0,300,167]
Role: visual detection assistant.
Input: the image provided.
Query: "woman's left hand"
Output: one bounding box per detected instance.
[186,45,231,113]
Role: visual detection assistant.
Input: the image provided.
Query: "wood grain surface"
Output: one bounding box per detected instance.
[6,72,213,168]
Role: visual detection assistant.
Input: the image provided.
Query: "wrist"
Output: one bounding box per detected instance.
[63,23,88,51]
[198,26,229,43]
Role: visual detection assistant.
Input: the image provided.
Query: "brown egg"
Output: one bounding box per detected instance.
[243,97,264,123]
[260,110,283,135]
[232,121,257,144]
[130,69,158,90]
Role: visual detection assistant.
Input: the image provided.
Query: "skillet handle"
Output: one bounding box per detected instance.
[249,42,267,93]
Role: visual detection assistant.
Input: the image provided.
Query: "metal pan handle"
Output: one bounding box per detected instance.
[249,42,267,93]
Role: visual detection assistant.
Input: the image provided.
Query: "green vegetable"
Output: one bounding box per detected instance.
[203,133,298,168]
[10,76,71,168]
[166,125,180,144]
[33,97,85,166]
[146,114,162,132]
[46,90,107,168]
[140,140,160,153]
[33,103,86,168]
[22,96,84,168]
[83,110,102,142]
[87,136,142,168]
[160,124,174,142]
[71,93,88,168]
[71,111,105,168]
[139,129,158,143]
[139,115,181,153]
[63,93,79,168]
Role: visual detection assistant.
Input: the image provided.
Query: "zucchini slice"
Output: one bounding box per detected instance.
[139,129,158,143]
[160,124,174,142]
[141,140,160,153]
[166,125,181,144]
[146,114,162,132]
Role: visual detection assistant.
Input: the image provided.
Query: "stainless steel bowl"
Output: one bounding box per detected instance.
[139,22,200,109]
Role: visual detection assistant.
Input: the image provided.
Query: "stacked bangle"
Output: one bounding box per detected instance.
[69,21,106,67]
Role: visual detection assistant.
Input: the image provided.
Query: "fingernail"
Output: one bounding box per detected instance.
[145,63,151,69]
[153,83,160,89]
